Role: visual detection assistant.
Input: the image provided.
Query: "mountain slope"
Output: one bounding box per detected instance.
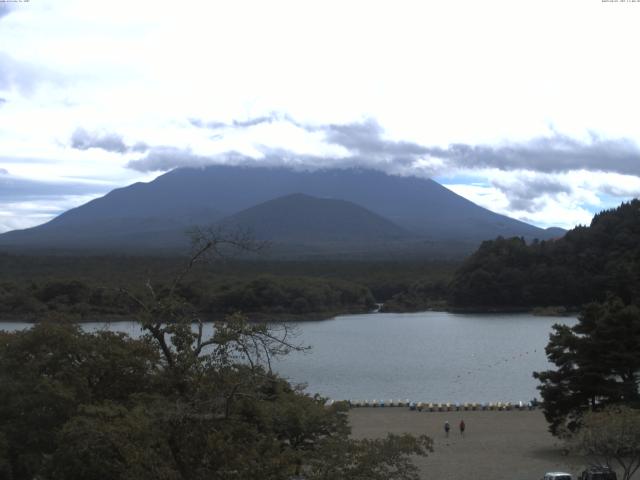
[221,193,411,243]
[0,165,563,253]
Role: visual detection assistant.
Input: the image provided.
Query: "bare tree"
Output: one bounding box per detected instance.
[569,405,640,480]
[120,226,305,386]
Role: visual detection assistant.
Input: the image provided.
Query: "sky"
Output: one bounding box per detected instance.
[1,0,640,233]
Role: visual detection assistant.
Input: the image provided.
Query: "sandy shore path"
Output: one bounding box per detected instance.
[349,408,637,480]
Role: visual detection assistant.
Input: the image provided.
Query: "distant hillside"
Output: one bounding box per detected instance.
[221,193,410,244]
[448,199,640,310]
[0,165,563,255]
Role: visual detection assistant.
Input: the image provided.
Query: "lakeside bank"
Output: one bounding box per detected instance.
[349,408,637,480]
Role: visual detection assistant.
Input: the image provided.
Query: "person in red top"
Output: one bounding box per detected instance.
[459,419,466,437]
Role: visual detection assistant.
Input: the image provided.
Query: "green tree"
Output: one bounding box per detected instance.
[0,227,433,480]
[449,200,640,310]
[0,323,158,479]
[534,297,640,435]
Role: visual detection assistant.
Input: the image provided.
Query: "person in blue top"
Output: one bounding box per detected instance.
[444,421,450,438]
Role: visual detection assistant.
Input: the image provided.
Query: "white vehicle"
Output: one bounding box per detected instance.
[543,473,572,480]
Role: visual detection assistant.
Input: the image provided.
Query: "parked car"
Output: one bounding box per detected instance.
[543,473,572,480]
[579,466,617,480]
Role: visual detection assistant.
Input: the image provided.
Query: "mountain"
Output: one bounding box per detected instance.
[221,193,411,244]
[543,227,567,238]
[0,165,563,255]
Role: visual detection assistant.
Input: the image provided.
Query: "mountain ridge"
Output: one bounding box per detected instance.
[0,165,564,256]
[220,193,411,244]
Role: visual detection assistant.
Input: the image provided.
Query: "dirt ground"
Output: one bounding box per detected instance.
[348,408,637,480]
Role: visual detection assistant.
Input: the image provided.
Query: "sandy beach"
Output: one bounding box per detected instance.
[349,408,637,480]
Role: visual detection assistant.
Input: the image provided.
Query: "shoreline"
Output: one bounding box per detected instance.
[0,306,577,324]
[348,408,635,480]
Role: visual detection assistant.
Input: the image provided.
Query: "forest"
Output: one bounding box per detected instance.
[0,230,436,480]
[3,200,640,320]
[0,252,456,321]
[448,200,640,311]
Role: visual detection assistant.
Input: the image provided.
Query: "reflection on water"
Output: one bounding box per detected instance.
[1,311,575,403]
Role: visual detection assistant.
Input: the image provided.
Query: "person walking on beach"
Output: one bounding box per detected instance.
[459,419,466,438]
[444,421,450,438]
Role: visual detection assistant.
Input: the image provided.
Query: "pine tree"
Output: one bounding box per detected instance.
[534,297,640,435]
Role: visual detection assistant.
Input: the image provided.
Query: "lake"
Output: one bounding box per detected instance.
[1,311,576,403]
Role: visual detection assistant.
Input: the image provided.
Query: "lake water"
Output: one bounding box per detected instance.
[1,311,576,403]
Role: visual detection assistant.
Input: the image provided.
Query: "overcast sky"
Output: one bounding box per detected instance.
[1,0,639,233]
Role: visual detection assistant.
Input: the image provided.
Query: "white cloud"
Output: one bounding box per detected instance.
[1,0,640,231]
[443,182,595,230]
[444,169,640,229]
[0,194,102,233]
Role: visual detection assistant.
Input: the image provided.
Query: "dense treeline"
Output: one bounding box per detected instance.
[0,253,456,297]
[0,254,456,320]
[449,200,640,310]
[380,279,449,312]
[178,275,376,317]
[0,276,375,321]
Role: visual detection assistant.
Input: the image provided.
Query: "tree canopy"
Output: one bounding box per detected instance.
[0,230,433,480]
[534,297,640,436]
[449,200,640,310]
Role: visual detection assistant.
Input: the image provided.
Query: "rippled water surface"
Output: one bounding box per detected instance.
[2,311,576,403]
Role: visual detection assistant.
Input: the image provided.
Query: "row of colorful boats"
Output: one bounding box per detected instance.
[342,400,537,410]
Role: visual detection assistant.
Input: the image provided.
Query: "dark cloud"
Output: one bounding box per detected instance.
[314,120,640,177]
[0,168,8,175]
[126,147,214,172]
[71,128,127,153]
[126,147,319,173]
[599,182,640,198]
[126,146,421,174]
[129,117,640,185]
[426,135,640,176]
[189,113,296,131]
[130,117,433,172]
[131,142,148,152]
[491,177,573,212]
[181,116,429,171]
[318,120,430,158]
[71,128,148,154]
[232,116,276,128]
[189,118,227,129]
[0,174,109,200]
